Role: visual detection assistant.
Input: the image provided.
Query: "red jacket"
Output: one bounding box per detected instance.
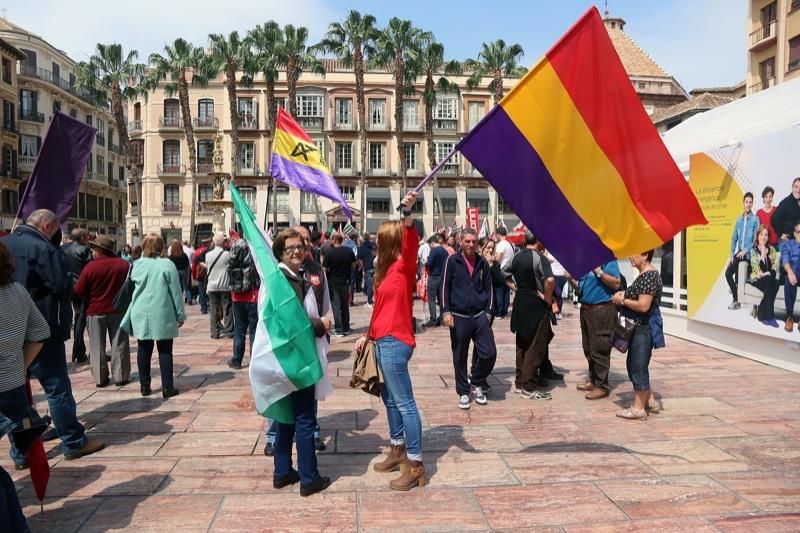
[368,225,419,347]
[192,245,209,280]
[73,254,130,315]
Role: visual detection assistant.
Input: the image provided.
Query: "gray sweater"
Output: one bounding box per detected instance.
[205,247,231,292]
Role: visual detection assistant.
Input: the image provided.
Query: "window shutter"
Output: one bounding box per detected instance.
[11,149,17,178]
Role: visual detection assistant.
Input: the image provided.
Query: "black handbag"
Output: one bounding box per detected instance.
[611,314,637,353]
[112,264,134,313]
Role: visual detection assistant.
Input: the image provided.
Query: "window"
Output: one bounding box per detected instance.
[301,191,317,213]
[2,189,19,214]
[367,199,390,213]
[369,99,386,125]
[86,194,98,220]
[369,142,385,169]
[238,97,256,127]
[3,144,14,177]
[53,100,61,113]
[468,191,489,214]
[335,142,352,169]
[133,102,141,121]
[761,2,777,30]
[199,184,213,202]
[403,100,419,128]
[760,57,776,87]
[296,95,323,117]
[468,102,484,129]
[197,140,214,165]
[86,114,92,126]
[435,142,460,164]
[69,108,77,118]
[1,58,10,84]
[96,155,105,175]
[438,197,457,214]
[790,36,800,72]
[105,198,113,222]
[87,157,93,173]
[3,100,13,131]
[267,186,289,213]
[239,142,254,169]
[239,186,257,211]
[340,186,355,201]
[69,73,76,88]
[164,184,180,203]
[314,139,327,165]
[404,143,417,171]
[119,166,125,181]
[335,98,352,125]
[198,98,214,118]
[162,140,180,166]
[20,90,36,113]
[21,135,39,157]
[164,99,179,118]
[275,98,287,111]
[108,162,114,180]
[434,97,458,119]
[52,62,60,80]
[98,120,105,136]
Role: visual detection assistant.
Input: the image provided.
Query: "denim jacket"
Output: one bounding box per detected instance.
[730,213,759,256]
[781,239,800,275]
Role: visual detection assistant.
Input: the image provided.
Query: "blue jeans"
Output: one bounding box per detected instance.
[232,302,258,364]
[273,385,321,486]
[427,275,442,322]
[11,340,86,466]
[376,336,422,461]
[785,276,799,318]
[626,325,652,391]
[494,286,510,317]
[364,270,374,305]
[181,269,193,303]
[198,280,208,313]
[137,339,174,390]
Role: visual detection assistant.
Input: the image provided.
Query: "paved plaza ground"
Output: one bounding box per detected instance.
[3,295,800,532]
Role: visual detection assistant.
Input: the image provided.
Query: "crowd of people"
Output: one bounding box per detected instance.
[0,201,669,527]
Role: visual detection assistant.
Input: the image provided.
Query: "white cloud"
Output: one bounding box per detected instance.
[1,0,340,63]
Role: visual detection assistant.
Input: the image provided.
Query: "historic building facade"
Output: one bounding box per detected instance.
[0,18,128,239]
[0,37,24,233]
[747,0,800,95]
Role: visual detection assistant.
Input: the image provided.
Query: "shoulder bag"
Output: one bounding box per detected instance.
[112,263,134,313]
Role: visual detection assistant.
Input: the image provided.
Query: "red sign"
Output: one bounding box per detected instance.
[466,208,479,230]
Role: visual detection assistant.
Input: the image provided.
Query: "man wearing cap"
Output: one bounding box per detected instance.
[74,235,132,387]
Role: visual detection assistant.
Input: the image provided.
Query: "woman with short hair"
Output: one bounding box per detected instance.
[749,224,780,327]
[121,233,186,398]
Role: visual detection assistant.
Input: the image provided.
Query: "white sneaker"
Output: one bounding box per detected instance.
[472,385,488,405]
[458,395,471,410]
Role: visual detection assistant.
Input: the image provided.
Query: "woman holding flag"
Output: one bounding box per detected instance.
[356,191,426,491]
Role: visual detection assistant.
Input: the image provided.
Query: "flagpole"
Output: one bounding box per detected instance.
[395,144,461,212]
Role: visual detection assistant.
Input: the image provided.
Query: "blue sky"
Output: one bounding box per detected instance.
[3,0,746,90]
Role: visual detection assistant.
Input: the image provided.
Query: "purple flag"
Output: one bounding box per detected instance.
[17,111,97,225]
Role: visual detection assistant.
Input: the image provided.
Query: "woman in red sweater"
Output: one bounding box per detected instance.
[355,191,424,490]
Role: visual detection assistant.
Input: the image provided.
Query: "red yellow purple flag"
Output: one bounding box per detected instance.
[458,6,707,277]
[270,107,352,219]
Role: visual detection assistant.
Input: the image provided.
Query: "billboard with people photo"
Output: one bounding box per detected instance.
[687,126,800,340]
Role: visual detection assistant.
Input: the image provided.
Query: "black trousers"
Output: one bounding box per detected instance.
[450,314,497,396]
[330,284,350,333]
[752,276,779,321]
[579,302,616,391]
[725,257,749,302]
[71,296,87,360]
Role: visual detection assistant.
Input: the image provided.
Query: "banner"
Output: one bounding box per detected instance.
[687,126,800,340]
[466,207,479,231]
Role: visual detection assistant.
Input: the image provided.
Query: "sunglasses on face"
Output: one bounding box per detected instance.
[284,246,307,255]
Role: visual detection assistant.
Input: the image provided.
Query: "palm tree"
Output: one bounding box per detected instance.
[207,31,255,176]
[248,21,284,133]
[74,44,146,240]
[315,10,378,226]
[374,18,432,196]
[276,24,325,228]
[465,39,526,104]
[412,40,462,229]
[147,39,212,246]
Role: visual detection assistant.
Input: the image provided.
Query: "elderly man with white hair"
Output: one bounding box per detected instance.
[203,232,233,339]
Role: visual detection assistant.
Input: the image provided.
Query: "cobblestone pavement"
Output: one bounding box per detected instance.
[3,295,800,532]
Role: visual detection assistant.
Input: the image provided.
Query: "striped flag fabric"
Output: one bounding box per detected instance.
[343,221,357,236]
[230,183,323,424]
[478,218,490,239]
[458,6,706,277]
[270,107,353,219]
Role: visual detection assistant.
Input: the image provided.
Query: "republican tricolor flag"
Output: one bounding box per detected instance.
[458,6,706,277]
[271,107,353,219]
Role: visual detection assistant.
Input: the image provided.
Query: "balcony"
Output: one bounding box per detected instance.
[298,116,323,130]
[438,164,461,176]
[403,121,424,132]
[109,178,120,188]
[333,121,355,131]
[157,163,186,176]
[18,155,37,171]
[129,205,139,216]
[749,20,777,51]
[20,109,45,123]
[195,163,214,175]
[406,167,424,177]
[109,143,121,155]
[2,121,17,134]
[238,114,258,130]
[747,77,776,95]
[464,165,482,178]
[128,120,142,135]
[367,121,390,132]
[84,171,94,182]
[790,59,800,74]
[162,201,182,215]
[17,64,97,106]
[333,166,356,176]
[193,116,218,130]
[235,164,262,177]
[433,119,458,131]
[159,116,182,130]
[366,168,389,176]
[96,134,105,147]
[196,201,214,215]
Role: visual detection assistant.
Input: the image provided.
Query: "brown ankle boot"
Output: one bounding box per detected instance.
[373,444,407,472]
[389,459,426,491]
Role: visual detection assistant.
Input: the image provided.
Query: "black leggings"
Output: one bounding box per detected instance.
[137,339,174,389]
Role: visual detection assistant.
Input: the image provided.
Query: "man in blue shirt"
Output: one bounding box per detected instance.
[568,261,621,399]
[725,192,759,310]
[424,235,448,326]
[781,221,800,332]
[357,233,376,307]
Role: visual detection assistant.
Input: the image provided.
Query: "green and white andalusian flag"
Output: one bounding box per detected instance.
[230,184,322,423]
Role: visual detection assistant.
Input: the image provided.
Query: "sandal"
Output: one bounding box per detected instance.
[646,396,661,414]
[616,408,648,420]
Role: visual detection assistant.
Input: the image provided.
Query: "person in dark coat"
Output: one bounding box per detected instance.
[61,228,92,362]
[772,178,800,242]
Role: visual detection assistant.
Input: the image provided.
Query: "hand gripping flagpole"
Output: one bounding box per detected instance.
[395,144,462,212]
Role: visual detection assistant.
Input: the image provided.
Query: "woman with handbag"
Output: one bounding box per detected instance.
[355,191,425,491]
[121,233,186,399]
[611,250,664,420]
